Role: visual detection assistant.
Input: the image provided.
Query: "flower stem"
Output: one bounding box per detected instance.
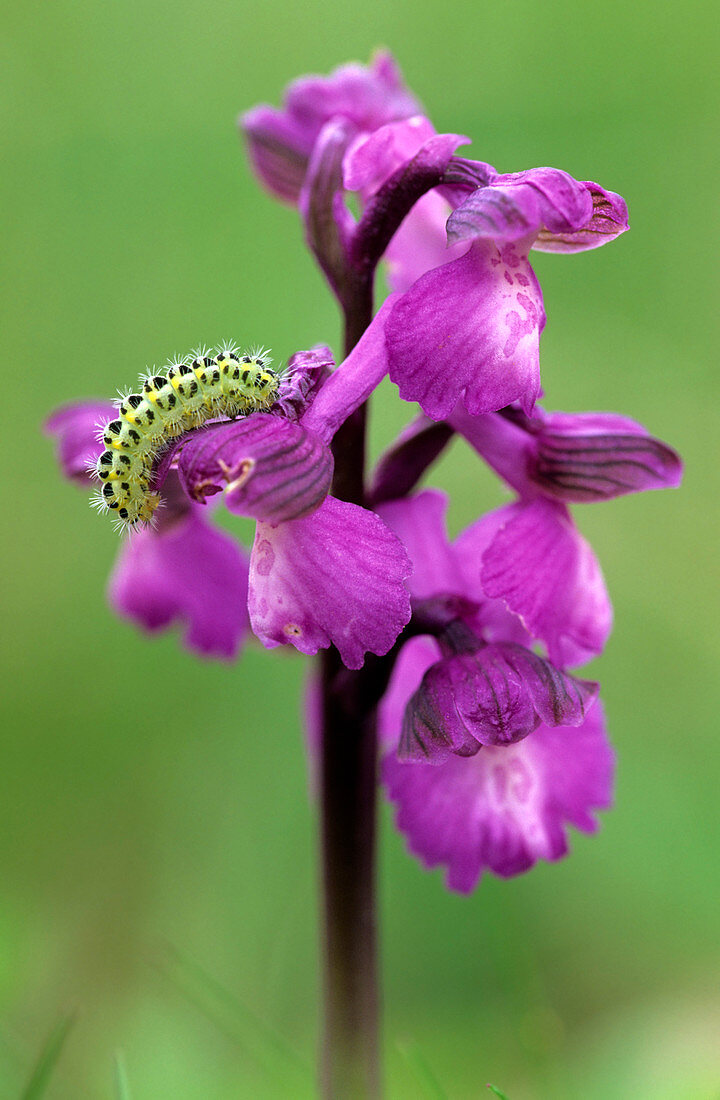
[319,646,381,1098]
[328,280,372,505]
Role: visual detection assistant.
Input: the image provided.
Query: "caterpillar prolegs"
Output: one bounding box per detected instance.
[93,346,279,530]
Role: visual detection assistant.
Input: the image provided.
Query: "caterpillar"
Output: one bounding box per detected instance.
[92,345,279,530]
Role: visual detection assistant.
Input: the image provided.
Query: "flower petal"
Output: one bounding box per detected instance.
[447,182,540,244]
[384,702,613,892]
[383,190,468,294]
[108,510,250,659]
[400,641,598,760]
[534,182,629,253]
[386,239,545,419]
[248,495,411,669]
[299,118,356,295]
[177,412,333,524]
[529,411,683,501]
[480,499,612,667]
[452,510,534,645]
[241,52,420,204]
[447,167,593,246]
[274,345,335,421]
[376,490,458,600]
[45,401,115,483]
[283,52,420,142]
[442,156,498,192]
[240,104,313,203]
[343,115,437,192]
[452,406,682,503]
[378,635,441,753]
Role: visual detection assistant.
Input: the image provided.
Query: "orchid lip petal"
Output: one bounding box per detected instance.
[386,239,544,420]
[248,495,412,669]
[480,499,613,667]
[381,634,612,892]
[384,686,614,892]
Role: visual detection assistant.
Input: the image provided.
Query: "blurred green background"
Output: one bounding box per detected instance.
[2,0,718,1096]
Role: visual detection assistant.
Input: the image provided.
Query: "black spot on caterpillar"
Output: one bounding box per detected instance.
[92,345,278,530]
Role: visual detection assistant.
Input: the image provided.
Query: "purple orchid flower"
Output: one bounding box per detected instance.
[243,54,630,428]
[174,298,411,670]
[371,489,612,891]
[377,489,599,752]
[382,158,629,421]
[381,635,614,893]
[47,51,684,1092]
[448,404,682,666]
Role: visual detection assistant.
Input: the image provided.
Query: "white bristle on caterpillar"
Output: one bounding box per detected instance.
[92,345,279,531]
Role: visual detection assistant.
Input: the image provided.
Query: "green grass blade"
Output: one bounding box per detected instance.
[487,1085,510,1099]
[158,942,310,1086]
[20,1012,76,1100]
[396,1039,448,1099]
[114,1052,132,1100]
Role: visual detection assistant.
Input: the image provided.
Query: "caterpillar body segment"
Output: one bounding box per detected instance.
[93,346,279,531]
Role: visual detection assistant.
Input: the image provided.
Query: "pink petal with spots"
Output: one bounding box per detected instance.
[248,495,412,669]
[386,239,545,419]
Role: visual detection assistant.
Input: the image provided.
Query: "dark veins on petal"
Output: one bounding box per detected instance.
[532,432,682,501]
[177,413,333,524]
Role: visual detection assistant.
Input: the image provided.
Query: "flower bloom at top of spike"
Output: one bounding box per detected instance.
[243,58,630,424]
[241,51,421,204]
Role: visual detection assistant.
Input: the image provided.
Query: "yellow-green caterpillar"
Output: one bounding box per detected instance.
[93,346,279,530]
